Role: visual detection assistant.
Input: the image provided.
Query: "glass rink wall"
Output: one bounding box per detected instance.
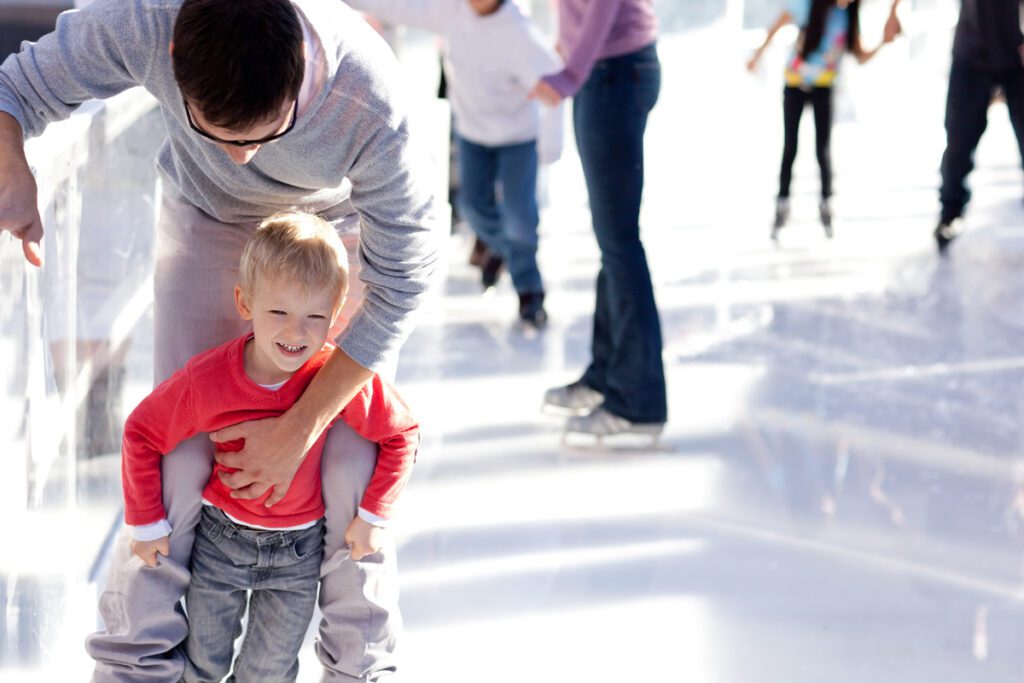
[1,88,164,678]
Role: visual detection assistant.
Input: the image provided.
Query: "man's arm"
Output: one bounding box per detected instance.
[213,18,442,503]
[0,0,158,264]
[213,349,374,506]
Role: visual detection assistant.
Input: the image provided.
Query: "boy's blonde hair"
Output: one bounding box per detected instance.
[239,210,348,305]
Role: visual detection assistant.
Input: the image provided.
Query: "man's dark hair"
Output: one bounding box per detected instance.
[172,0,304,131]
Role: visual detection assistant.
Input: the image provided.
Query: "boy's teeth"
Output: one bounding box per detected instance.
[279,342,304,352]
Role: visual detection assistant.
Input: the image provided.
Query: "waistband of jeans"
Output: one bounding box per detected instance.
[202,505,324,541]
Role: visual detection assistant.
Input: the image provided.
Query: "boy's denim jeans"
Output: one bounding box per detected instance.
[455,135,544,295]
[574,43,667,424]
[182,506,325,683]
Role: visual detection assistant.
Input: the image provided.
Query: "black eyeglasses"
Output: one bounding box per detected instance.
[183,99,298,147]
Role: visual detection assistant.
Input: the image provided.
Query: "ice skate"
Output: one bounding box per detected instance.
[819,198,833,239]
[562,406,664,447]
[481,253,504,290]
[934,217,963,255]
[771,197,790,241]
[518,292,548,330]
[543,380,603,416]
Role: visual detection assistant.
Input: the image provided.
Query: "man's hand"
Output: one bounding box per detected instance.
[529,80,564,107]
[345,516,386,561]
[0,113,43,266]
[131,536,170,567]
[211,413,312,507]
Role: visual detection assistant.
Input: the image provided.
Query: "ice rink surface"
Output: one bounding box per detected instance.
[341,18,1024,683]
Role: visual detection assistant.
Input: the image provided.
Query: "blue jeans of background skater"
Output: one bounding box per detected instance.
[575,43,667,425]
[182,506,325,683]
[456,135,544,295]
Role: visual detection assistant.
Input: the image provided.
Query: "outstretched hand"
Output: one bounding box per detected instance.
[211,413,314,507]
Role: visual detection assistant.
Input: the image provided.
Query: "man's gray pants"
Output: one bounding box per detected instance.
[85,194,401,682]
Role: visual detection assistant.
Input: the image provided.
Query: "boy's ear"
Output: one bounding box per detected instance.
[234,286,253,320]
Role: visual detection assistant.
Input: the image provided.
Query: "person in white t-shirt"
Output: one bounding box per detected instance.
[349,0,562,328]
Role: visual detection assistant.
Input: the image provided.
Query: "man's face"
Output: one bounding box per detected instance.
[235,277,341,384]
[185,99,296,165]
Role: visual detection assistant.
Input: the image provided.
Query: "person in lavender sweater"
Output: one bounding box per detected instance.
[531,0,667,440]
[0,0,442,681]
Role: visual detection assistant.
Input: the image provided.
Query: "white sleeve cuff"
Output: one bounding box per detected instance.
[357,507,389,528]
[131,518,173,541]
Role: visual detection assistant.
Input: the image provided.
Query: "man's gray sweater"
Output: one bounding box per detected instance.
[0,0,442,373]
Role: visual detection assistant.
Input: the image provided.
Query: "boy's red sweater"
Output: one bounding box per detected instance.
[121,335,419,528]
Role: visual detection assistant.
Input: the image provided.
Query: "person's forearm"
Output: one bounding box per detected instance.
[288,348,374,443]
[0,113,27,167]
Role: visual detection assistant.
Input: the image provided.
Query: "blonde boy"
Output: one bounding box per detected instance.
[119,211,419,682]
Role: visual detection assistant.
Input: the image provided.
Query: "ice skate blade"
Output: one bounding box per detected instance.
[543,402,594,417]
[560,430,666,452]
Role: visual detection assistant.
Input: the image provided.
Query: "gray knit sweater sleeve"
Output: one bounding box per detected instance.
[0,0,165,138]
[0,0,444,373]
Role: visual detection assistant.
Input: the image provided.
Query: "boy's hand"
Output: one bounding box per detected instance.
[529,80,563,107]
[131,536,170,567]
[344,516,386,561]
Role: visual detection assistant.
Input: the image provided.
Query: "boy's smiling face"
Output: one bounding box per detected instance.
[235,277,341,385]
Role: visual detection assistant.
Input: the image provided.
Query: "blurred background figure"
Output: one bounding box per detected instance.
[747,0,897,241]
[891,0,1024,254]
[532,0,667,440]
[350,0,561,329]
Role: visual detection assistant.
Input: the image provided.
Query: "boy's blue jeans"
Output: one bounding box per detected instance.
[455,135,544,295]
[182,506,325,683]
[574,43,667,424]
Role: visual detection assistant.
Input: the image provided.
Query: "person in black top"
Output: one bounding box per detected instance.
[889,0,1024,254]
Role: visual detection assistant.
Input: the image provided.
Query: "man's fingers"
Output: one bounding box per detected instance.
[229,482,272,500]
[15,218,43,267]
[263,484,289,508]
[210,424,245,443]
[218,469,257,490]
[213,449,241,468]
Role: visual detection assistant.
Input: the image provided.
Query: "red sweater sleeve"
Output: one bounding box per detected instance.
[121,367,200,526]
[339,376,420,519]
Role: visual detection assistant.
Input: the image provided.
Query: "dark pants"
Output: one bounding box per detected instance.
[575,43,667,424]
[779,86,834,200]
[939,61,1024,222]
